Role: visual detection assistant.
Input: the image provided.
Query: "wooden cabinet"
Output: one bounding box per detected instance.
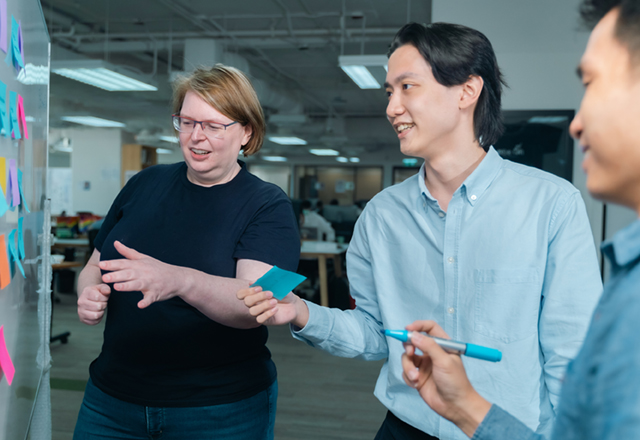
[121,144,158,187]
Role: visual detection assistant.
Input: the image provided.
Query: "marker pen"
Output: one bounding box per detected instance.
[383,329,502,362]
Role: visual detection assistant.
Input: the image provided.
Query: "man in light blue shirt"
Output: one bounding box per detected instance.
[239,21,601,440]
[397,1,640,438]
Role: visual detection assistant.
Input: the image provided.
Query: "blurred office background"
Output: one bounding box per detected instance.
[40,0,638,438]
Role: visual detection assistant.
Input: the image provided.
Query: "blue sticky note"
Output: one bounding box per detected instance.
[250,266,306,300]
[0,185,8,217]
[0,80,7,138]
[9,91,19,139]
[7,229,23,278]
[17,216,24,260]
[17,169,28,213]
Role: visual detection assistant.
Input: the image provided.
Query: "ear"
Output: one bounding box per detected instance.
[459,75,484,111]
[241,125,253,147]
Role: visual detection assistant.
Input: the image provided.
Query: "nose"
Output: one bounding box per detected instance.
[569,110,583,141]
[386,93,405,122]
[190,121,206,140]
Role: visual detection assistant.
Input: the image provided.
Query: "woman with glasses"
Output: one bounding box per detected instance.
[73,65,300,440]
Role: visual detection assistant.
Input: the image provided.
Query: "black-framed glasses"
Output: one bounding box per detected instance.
[172,115,238,139]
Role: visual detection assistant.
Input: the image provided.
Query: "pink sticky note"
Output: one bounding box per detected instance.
[0,325,15,385]
[0,0,7,54]
[16,95,27,140]
[8,159,18,207]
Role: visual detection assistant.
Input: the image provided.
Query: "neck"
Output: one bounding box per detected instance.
[422,141,486,211]
[187,162,241,187]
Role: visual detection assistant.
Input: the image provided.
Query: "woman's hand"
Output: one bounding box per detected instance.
[99,241,185,309]
[77,283,111,325]
[237,286,309,328]
[401,320,491,438]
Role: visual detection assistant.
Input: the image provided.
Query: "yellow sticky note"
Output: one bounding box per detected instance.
[0,157,6,195]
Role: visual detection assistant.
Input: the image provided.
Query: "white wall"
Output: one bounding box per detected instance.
[432,0,618,257]
[50,127,123,216]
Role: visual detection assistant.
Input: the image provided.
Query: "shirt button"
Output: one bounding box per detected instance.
[438,212,445,218]
[447,307,455,314]
[447,257,455,263]
[470,194,477,201]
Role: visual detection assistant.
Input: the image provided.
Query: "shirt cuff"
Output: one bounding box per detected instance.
[290,300,334,346]
[472,405,539,440]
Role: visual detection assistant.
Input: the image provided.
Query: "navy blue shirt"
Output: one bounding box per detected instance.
[91,161,300,407]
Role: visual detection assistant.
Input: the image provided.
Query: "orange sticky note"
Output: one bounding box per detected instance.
[0,234,11,289]
[0,325,15,385]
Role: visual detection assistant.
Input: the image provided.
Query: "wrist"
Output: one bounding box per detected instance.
[291,297,310,329]
[452,392,491,438]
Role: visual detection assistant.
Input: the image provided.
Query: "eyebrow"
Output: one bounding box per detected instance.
[384,72,420,89]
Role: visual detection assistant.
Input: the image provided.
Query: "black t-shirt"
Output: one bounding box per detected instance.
[90,161,300,407]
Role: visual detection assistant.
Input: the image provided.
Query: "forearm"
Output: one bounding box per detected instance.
[177,267,260,329]
[78,250,104,297]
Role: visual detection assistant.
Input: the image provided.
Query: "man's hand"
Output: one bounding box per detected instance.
[99,241,185,309]
[237,286,309,328]
[77,283,111,325]
[401,320,491,438]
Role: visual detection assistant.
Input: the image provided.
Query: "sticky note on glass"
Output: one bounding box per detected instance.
[250,266,306,300]
[0,325,15,385]
[0,234,10,289]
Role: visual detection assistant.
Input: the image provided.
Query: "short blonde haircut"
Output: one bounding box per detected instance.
[172,65,266,156]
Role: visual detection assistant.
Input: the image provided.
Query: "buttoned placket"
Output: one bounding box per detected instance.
[442,192,463,341]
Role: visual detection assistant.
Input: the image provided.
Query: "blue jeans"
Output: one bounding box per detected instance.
[73,378,278,440]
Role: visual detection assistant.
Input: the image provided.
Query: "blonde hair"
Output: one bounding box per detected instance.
[172,65,266,156]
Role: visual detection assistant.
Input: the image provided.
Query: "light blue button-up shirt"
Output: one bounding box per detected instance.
[473,218,640,440]
[293,147,602,440]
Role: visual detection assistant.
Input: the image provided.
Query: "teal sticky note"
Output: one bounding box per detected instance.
[250,266,306,300]
[7,229,23,278]
[0,185,8,217]
[0,80,7,138]
[17,169,28,213]
[9,91,19,139]
[17,216,24,260]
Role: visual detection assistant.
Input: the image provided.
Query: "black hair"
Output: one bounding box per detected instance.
[301,200,313,210]
[388,22,507,150]
[580,0,640,63]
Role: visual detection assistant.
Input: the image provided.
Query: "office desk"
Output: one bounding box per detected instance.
[300,241,348,307]
[50,261,83,344]
[51,237,90,250]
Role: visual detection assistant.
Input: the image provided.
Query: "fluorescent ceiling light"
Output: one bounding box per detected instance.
[156,148,174,154]
[268,136,307,145]
[349,157,360,163]
[159,135,179,143]
[339,55,388,90]
[17,63,49,85]
[52,59,158,91]
[262,156,288,162]
[61,116,126,128]
[309,149,339,156]
[336,156,349,163]
[340,65,380,89]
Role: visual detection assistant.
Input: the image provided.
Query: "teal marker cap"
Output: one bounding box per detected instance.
[465,343,502,362]
[382,329,410,342]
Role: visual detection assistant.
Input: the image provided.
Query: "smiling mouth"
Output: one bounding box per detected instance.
[395,123,415,134]
[191,148,210,156]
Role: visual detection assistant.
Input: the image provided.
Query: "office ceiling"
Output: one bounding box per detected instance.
[41,0,432,163]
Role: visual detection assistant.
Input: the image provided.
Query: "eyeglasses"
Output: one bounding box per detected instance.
[172,115,238,139]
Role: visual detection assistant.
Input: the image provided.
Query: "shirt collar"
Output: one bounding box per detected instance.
[416,146,504,206]
[602,218,640,269]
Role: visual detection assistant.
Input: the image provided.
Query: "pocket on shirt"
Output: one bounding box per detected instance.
[474,268,541,344]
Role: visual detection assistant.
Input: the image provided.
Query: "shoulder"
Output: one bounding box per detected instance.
[240,170,290,204]
[367,173,419,211]
[127,163,182,187]
[499,160,578,197]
